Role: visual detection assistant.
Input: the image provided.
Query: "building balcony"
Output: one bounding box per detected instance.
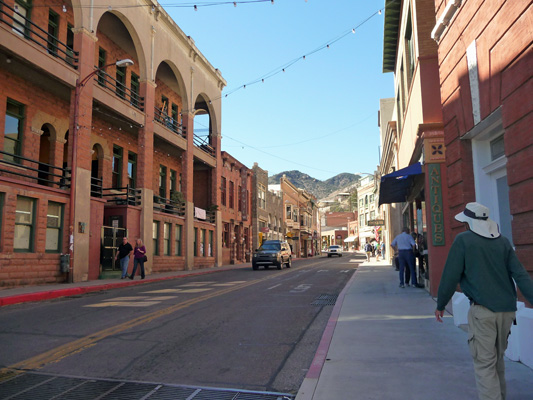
[0,150,70,190]
[0,1,78,69]
[154,107,186,138]
[194,205,216,224]
[153,194,185,217]
[193,134,215,157]
[96,70,144,112]
[98,185,141,206]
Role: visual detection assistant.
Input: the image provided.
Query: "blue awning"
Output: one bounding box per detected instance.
[378,162,423,206]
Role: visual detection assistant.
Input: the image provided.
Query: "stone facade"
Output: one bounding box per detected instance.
[0,0,225,286]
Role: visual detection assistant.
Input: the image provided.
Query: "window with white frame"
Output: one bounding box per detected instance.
[258,184,266,209]
[15,196,35,252]
[469,109,513,244]
[46,202,63,252]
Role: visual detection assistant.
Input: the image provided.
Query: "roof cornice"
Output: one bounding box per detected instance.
[382,0,402,73]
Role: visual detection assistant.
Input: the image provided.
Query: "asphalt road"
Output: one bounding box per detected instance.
[0,252,363,395]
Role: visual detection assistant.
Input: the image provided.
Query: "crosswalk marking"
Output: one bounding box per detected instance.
[178,282,216,287]
[103,296,150,301]
[213,281,247,287]
[85,301,161,308]
[85,281,245,308]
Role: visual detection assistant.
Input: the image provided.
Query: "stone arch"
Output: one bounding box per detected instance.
[194,93,218,146]
[67,0,83,29]
[38,123,54,185]
[154,60,189,117]
[93,10,148,81]
[31,111,69,143]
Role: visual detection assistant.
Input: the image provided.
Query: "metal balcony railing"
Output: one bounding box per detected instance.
[0,150,71,189]
[153,195,185,217]
[154,107,186,138]
[90,176,103,198]
[95,69,145,111]
[193,134,215,157]
[102,185,141,206]
[206,209,216,224]
[0,1,79,69]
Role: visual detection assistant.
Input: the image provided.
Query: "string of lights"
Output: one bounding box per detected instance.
[33,0,395,103]
[32,0,280,10]
[222,132,339,174]
[210,3,391,102]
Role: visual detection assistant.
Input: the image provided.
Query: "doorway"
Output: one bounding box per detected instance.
[101,226,127,271]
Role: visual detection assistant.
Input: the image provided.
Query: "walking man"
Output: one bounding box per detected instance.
[364,242,372,262]
[391,227,420,288]
[116,237,133,279]
[435,202,533,400]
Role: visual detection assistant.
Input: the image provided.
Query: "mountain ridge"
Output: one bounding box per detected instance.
[268,170,360,200]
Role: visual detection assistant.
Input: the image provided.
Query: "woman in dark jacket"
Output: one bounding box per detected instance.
[130,238,147,280]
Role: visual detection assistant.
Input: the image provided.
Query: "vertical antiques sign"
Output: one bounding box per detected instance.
[429,163,445,246]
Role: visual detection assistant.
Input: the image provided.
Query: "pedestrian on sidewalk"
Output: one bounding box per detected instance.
[130,238,147,280]
[115,237,133,279]
[364,242,372,262]
[435,202,533,400]
[391,227,420,288]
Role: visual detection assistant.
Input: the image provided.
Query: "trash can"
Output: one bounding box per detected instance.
[59,254,70,273]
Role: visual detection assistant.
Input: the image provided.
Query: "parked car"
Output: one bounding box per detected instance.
[327,245,343,257]
[252,240,292,270]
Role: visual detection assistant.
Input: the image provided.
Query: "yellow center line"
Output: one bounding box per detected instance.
[0,266,305,379]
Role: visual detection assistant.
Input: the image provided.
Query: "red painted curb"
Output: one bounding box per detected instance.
[0,265,250,307]
[305,267,360,380]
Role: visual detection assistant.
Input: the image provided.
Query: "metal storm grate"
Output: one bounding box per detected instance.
[0,372,295,400]
[311,294,338,306]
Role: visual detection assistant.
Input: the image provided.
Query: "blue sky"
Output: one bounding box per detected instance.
[166,0,394,181]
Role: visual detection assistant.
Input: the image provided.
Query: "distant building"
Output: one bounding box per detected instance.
[321,211,356,250]
[220,152,253,265]
[357,176,378,247]
[251,164,284,252]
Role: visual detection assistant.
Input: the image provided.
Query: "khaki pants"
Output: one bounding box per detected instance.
[467,305,515,400]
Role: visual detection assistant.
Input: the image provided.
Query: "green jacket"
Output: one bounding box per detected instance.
[437,231,533,312]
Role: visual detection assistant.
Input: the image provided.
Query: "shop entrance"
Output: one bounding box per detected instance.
[101,226,128,271]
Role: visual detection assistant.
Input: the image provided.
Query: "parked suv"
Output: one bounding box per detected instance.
[252,240,292,270]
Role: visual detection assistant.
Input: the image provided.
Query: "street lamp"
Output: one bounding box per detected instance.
[68,59,134,282]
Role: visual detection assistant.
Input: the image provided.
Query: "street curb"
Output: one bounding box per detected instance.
[295,264,361,400]
[0,264,250,307]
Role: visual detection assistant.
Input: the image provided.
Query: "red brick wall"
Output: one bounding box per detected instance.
[193,169,210,209]
[0,65,73,287]
[438,1,533,292]
[220,152,253,264]
[0,182,70,287]
[152,214,186,272]
[152,150,183,199]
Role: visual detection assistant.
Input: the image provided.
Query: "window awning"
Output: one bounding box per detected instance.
[344,236,357,243]
[378,162,423,206]
[359,231,376,239]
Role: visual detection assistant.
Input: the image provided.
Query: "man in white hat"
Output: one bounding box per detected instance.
[435,202,533,400]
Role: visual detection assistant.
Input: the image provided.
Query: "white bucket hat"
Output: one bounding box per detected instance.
[455,202,500,239]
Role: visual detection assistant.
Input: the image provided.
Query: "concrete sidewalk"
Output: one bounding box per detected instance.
[296,257,533,400]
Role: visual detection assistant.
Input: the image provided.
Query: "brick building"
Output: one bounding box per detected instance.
[0,0,225,286]
[431,0,533,297]
[251,163,284,252]
[380,0,446,291]
[220,152,252,265]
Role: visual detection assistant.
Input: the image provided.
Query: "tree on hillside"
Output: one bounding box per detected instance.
[349,190,358,212]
